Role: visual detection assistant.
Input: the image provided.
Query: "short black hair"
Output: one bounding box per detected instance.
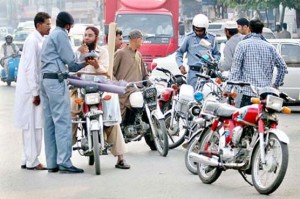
[249,19,264,34]
[236,18,249,26]
[227,28,239,36]
[56,11,74,28]
[105,29,123,43]
[282,23,287,30]
[34,12,51,28]
[116,29,122,37]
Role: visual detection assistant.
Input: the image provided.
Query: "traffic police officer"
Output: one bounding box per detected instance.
[176,14,221,88]
[40,11,86,173]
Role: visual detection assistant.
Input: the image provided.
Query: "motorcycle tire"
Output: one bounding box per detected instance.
[7,81,11,86]
[164,111,187,149]
[251,133,288,195]
[185,129,203,175]
[144,131,157,151]
[88,155,94,166]
[197,128,222,184]
[151,116,169,157]
[92,130,101,175]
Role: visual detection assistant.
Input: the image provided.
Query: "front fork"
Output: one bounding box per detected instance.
[86,115,104,152]
[144,101,164,138]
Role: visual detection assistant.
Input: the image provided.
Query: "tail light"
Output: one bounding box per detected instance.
[230,92,237,99]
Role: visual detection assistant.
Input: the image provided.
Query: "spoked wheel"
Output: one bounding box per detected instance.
[252,134,288,195]
[185,129,203,175]
[151,116,169,157]
[197,129,222,184]
[92,130,101,175]
[164,111,188,149]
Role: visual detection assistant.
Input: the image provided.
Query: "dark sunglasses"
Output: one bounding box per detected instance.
[194,28,205,32]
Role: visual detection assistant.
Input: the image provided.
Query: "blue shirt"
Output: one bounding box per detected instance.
[228,33,287,96]
[40,27,85,74]
[176,31,221,67]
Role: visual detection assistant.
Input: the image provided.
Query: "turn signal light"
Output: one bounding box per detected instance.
[74,98,83,104]
[103,95,111,101]
[215,78,222,85]
[171,84,178,90]
[282,106,291,114]
[230,92,237,99]
[251,97,261,104]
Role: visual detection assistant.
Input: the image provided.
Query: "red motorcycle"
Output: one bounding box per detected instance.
[155,67,186,113]
[190,81,292,195]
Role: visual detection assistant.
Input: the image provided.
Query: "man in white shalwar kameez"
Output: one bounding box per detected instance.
[14,12,51,170]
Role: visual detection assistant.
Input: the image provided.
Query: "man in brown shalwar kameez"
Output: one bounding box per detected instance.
[113,29,149,119]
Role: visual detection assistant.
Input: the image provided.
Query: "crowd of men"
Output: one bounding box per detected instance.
[2,11,288,174]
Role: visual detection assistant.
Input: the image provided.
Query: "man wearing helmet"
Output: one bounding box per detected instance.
[176,14,220,88]
[0,34,19,77]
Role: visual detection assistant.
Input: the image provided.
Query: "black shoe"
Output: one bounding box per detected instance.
[48,167,59,173]
[59,165,84,174]
[21,165,26,169]
[115,160,130,169]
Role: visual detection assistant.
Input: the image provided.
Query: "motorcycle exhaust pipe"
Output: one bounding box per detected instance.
[189,152,219,167]
[189,152,247,169]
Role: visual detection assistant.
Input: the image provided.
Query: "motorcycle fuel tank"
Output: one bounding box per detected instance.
[232,104,259,126]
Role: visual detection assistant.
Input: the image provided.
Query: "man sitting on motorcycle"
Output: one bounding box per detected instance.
[0,34,19,77]
[73,26,130,169]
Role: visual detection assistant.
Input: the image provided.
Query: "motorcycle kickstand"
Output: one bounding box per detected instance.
[238,170,253,186]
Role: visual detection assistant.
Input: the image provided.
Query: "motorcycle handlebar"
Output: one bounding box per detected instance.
[226,81,251,87]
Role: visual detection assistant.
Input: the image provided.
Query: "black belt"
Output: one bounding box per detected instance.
[43,73,68,80]
[189,66,202,72]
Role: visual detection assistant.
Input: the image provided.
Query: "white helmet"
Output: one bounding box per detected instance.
[192,14,209,29]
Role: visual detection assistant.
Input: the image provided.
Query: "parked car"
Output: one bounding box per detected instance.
[269,39,300,100]
[207,21,275,39]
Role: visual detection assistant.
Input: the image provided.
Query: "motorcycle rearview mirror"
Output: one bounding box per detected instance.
[199,39,212,49]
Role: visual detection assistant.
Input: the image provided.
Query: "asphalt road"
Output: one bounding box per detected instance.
[0,82,300,199]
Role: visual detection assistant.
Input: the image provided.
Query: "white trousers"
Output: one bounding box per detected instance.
[21,128,43,168]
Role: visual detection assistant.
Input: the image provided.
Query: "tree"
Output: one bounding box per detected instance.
[219,0,300,28]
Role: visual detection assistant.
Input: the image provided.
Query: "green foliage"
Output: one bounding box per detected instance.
[218,0,300,10]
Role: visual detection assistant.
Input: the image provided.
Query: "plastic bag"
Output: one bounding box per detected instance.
[103,93,122,126]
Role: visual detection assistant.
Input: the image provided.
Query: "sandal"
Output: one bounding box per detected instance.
[115,160,130,169]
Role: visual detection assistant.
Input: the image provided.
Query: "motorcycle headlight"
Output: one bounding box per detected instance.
[189,105,201,117]
[266,95,283,112]
[194,91,204,102]
[85,93,100,105]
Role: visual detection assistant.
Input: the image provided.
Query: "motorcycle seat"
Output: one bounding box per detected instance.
[202,100,238,118]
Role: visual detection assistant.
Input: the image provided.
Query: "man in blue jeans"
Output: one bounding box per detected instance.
[40,11,88,174]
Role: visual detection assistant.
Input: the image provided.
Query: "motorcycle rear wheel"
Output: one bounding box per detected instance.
[151,116,169,157]
[92,130,101,175]
[197,129,222,184]
[252,134,288,195]
[164,111,188,149]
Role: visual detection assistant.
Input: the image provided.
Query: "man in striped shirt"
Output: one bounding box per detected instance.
[226,19,287,107]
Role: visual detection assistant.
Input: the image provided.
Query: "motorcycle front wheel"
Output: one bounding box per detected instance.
[185,129,204,174]
[92,130,101,175]
[164,111,188,149]
[151,116,169,157]
[252,134,288,195]
[197,129,222,184]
